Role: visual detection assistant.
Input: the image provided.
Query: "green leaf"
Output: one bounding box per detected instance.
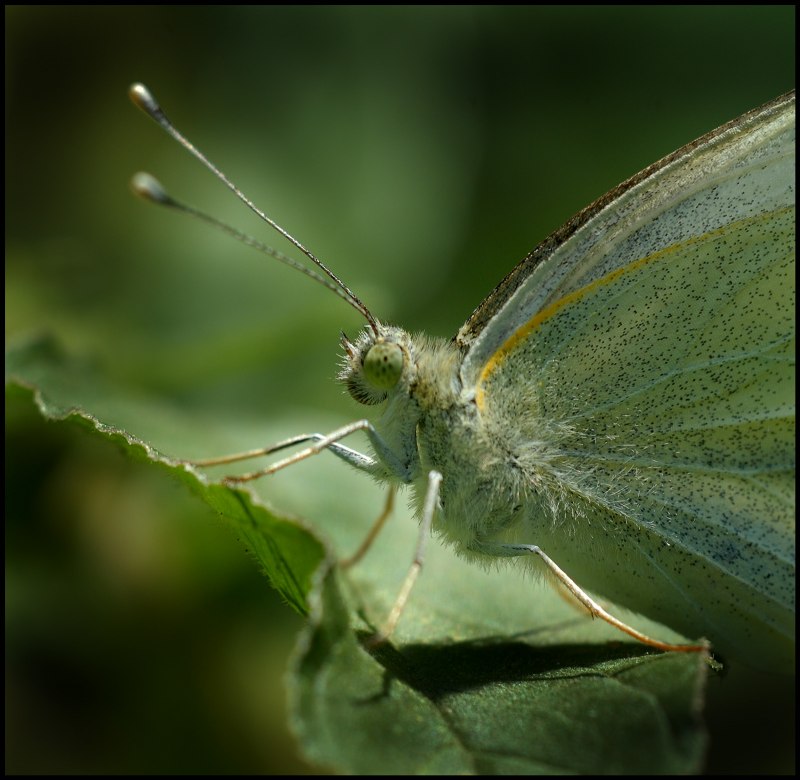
[289,569,707,774]
[5,335,325,616]
[6,335,709,774]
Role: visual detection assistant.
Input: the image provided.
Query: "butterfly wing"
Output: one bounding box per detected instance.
[467,93,795,671]
[459,92,795,383]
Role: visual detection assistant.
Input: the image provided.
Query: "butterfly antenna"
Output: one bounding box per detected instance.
[128,82,379,335]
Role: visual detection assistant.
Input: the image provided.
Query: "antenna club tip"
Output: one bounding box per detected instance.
[128,83,160,117]
[130,172,172,205]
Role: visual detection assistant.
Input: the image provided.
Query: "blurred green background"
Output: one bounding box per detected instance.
[6,6,794,774]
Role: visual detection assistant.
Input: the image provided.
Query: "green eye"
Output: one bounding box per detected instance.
[363,342,404,389]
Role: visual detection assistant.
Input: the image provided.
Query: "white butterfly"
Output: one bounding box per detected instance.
[132,86,795,672]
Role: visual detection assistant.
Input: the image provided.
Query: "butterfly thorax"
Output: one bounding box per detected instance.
[340,322,552,555]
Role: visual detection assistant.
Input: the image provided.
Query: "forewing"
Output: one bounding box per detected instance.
[472,93,795,670]
[460,92,795,387]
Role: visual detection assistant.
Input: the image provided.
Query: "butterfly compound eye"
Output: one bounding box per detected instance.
[363,342,404,390]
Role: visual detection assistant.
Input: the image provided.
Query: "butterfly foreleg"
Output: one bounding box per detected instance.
[185,419,415,484]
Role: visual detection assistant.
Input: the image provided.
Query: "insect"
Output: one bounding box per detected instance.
[130,84,795,672]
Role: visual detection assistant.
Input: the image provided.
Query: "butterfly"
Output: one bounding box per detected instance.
[131,85,795,672]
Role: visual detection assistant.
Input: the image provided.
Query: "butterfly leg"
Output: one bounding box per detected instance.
[367,470,442,647]
[189,432,377,472]
[185,419,413,484]
[184,433,376,482]
[474,541,709,654]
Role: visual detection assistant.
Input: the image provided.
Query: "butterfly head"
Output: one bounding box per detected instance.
[339,324,413,406]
